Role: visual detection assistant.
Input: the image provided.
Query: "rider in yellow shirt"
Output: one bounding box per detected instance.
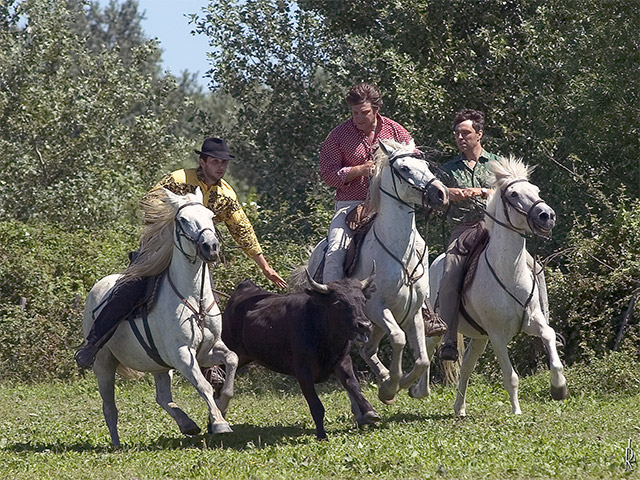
[75,138,286,369]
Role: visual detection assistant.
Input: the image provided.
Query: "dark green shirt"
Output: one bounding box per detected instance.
[441,149,501,225]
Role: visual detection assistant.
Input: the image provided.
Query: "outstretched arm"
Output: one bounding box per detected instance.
[252,253,287,289]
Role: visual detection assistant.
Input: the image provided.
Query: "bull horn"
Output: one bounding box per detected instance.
[305,268,330,294]
[360,261,376,290]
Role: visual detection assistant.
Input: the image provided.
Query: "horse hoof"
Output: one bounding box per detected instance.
[357,410,381,425]
[179,421,201,436]
[551,384,568,400]
[408,384,429,399]
[378,392,396,405]
[208,422,233,435]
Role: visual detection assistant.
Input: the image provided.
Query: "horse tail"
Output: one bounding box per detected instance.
[288,264,308,292]
[116,364,145,380]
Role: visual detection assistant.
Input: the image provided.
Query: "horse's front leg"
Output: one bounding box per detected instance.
[363,305,405,404]
[523,314,567,401]
[489,334,522,414]
[454,337,488,417]
[359,324,389,382]
[153,370,200,436]
[400,311,430,395]
[171,345,233,434]
[333,352,380,426]
[200,340,239,415]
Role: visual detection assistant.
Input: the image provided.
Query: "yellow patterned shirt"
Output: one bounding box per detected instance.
[150,167,263,258]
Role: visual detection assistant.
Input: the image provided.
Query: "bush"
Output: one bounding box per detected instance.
[0,220,138,380]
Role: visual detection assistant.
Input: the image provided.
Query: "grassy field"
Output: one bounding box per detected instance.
[1,351,639,479]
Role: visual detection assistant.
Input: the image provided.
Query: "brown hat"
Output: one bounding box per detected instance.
[195,137,235,161]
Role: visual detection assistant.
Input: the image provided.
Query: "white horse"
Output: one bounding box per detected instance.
[306,140,449,404]
[426,156,567,416]
[83,188,238,447]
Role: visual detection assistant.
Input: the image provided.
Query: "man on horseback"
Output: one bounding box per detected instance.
[319,82,413,283]
[438,109,500,361]
[75,137,286,369]
[319,82,445,336]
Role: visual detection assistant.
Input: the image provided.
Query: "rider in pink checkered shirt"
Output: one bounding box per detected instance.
[319,82,413,283]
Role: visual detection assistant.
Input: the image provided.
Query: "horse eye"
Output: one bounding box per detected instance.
[510,191,519,198]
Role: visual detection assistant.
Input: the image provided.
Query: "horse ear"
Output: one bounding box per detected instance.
[378,140,392,157]
[159,187,182,206]
[194,187,204,204]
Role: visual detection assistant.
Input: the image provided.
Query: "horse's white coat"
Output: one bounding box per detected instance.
[308,141,449,403]
[426,157,567,415]
[84,189,238,446]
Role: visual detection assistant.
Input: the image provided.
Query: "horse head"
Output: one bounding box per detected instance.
[488,157,556,238]
[164,188,220,263]
[372,140,449,211]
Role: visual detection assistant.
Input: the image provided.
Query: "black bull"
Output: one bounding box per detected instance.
[221,272,381,439]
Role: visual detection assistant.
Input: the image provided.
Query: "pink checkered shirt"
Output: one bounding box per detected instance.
[319,114,413,201]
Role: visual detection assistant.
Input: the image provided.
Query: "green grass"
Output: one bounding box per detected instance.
[1,352,639,479]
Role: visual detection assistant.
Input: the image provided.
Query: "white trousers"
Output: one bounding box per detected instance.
[323,200,361,283]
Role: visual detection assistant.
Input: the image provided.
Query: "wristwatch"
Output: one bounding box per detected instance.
[481,188,488,198]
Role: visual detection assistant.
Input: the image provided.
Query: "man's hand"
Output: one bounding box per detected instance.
[448,187,488,202]
[262,266,288,289]
[345,161,376,183]
[253,253,287,289]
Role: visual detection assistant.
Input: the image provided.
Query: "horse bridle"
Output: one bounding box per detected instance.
[174,202,217,264]
[476,178,550,239]
[379,152,440,212]
[500,179,549,238]
[170,202,219,331]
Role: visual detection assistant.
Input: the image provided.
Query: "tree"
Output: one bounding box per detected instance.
[196,0,640,364]
[0,0,202,228]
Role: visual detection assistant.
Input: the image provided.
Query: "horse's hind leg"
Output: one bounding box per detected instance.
[153,371,200,436]
[93,349,120,447]
[524,316,567,400]
[454,337,488,417]
[490,335,522,414]
[172,346,232,435]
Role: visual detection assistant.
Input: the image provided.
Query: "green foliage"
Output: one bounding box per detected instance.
[0,0,197,229]
[0,220,138,380]
[546,197,640,365]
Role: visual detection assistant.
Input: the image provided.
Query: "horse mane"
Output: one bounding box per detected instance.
[367,139,415,213]
[485,155,534,217]
[118,189,198,283]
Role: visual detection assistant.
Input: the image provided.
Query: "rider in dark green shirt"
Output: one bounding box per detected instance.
[438,110,499,362]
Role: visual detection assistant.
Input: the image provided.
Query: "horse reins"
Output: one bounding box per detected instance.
[470,178,548,333]
[171,203,219,334]
[373,152,440,324]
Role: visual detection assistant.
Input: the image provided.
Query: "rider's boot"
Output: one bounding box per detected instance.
[437,249,467,362]
[75,277,149,369]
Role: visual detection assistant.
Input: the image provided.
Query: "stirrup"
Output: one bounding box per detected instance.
[74,344,98,370]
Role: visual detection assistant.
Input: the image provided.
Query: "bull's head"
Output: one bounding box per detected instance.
[304,265,376,344]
